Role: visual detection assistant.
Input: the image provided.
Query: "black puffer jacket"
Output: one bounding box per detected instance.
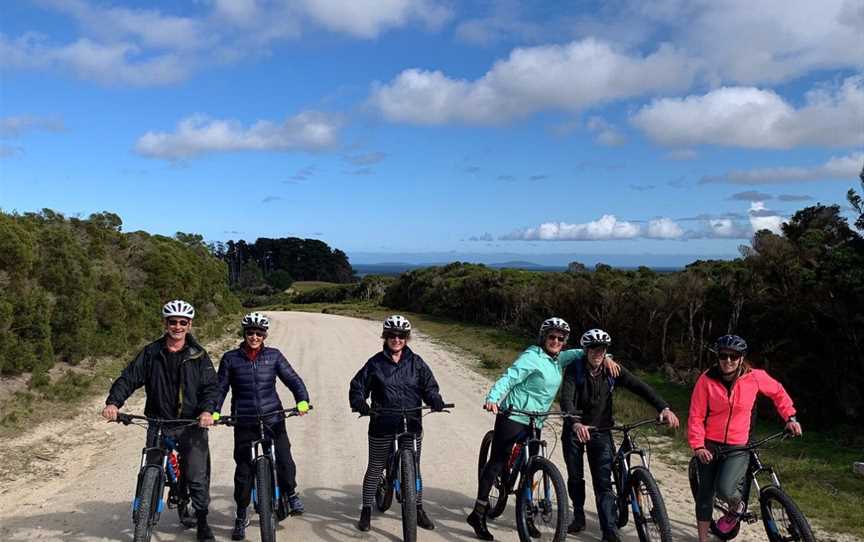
[106,334,219,420]
[216,344,309,426]
[349,346,444,436]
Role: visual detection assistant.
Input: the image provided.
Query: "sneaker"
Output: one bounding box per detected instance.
[195,510,215,542]
[567,513,586,534]
[715,502,744,534]
[231,515,251,541]
[417,506,435,530]
[601,531,622,542]
[287,493,304,516]
[357,506,371,532]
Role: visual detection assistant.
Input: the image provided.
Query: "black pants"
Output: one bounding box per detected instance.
[233,421,297,510]
[561,427,617,534]
[476,414,538,502]
[147,425,211,512]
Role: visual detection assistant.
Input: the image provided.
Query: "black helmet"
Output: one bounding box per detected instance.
[713,334,747,353]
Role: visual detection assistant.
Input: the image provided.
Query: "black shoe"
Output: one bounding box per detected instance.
[602,531,622,542]
[178,503,197,529]
[231,514,250,541]
[357,506,371,532]
[195,510,215,542]
[466,502,494,541]
[567,511,586,534]
[417,506,435,530]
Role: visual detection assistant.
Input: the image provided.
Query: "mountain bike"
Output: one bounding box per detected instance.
[477,409,570,542]
[688,431,815,542]
[588,418,673,542]
[363,403,455,542]
[215,406,312,542]
[112,414,199,542]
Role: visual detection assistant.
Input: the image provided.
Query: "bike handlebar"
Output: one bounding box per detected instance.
[360,403,456,417]
[214,405,314,425]
[113,413,200,426]
[499,408,579,418]
[712,431,790,457]
[589,417,666,433]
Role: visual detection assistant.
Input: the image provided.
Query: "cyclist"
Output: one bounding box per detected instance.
[216,312,310,541]
[560,328,680,542]
[349,315,448,532]
[467,317,621,541]
[688,334,802,542]
[102,299,219,542]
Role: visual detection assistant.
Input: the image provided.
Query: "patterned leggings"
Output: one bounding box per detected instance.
[361,433,424,507]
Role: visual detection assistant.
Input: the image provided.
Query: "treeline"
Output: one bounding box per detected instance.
[0,209,240,376]
[383,202,864,427]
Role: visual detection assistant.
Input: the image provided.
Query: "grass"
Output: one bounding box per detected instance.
[288,281,341,293]
[275,301,864,539]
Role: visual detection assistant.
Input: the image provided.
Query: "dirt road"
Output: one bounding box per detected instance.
[0,312,853,541]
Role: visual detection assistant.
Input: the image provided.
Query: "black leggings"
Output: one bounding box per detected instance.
[476,414,538,502]
[232,421,296,510]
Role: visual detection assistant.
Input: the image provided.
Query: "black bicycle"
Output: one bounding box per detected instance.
[588,418,673,542]
[215,406,312,542]
[362,403,454,542]
[688,431,815,542]
[112,414,199,542]
[477,409,569,542]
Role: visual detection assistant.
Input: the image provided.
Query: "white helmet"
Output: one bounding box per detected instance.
[162,299,195,319]
[241,312,270,330]
[539,317,570,338]
[580,328,611,348]
[383,315,412,333]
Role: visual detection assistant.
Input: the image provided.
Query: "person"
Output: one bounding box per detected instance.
[688,334,802,542]
[349,315,448,532]
[216,312,311,541]
[102,300,219,542]
[467,317,621,541]
[560,328,680,542]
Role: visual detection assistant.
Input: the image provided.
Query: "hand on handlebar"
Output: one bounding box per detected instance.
[355,402,371,416]
[572,421,592,443]
[198,412,214,428]
[785,420,802,437]
[483,402,499,414]
[102,404,119,421]
[695,447,714,464]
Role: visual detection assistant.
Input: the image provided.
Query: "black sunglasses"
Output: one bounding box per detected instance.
[384,332,408,340]
[245,330,266,338]
[546,334,568,343]
[717,352,742,361]
[167,319,190,327]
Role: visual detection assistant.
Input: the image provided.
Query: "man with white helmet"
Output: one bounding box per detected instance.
[216,312,310,541]
[560,328,680,542]
[103,299,219,542]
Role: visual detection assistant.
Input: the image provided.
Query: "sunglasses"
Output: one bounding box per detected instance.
[245,330,266,338]
[385,333,408,340]
[717,353,742,361]
[546,334,568,343]
[167,319,190,327]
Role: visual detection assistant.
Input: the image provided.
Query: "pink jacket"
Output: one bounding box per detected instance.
[688,366,796,450]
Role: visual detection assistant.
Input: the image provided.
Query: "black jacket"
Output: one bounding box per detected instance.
[215,344,309,425]
[560,360,668,429]
[349,346,444,436]
[106,334,219,420]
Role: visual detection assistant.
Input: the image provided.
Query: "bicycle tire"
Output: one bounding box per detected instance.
[614,459,629,528]
[759,486,815,542]
[132,467,161,542]
[630,466,672,542]
[478,429,509,519]
[514,457,568,542]
[256,458,277,542]
[399,448,418,542]
[376,465,394,512]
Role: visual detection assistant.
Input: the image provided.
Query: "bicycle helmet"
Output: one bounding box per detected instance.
[383,315,411,333]
[241,312,270,330]
[539,317,570,338]
[162,299,195,319]
[713,334,747,353]
[580,328,612,348]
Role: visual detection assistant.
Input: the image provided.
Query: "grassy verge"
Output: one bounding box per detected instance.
[276,302,863,538]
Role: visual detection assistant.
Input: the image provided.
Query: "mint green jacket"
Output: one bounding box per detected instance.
[485,345,585,427]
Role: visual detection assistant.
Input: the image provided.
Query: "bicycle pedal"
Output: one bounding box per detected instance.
[742,512,758,524]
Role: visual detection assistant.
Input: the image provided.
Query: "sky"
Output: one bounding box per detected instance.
[1,0,862,265]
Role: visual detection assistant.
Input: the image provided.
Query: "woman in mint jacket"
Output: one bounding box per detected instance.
[466,317,619,540]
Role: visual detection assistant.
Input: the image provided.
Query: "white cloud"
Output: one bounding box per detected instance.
[586,116,626,146]
[748,202,785,234]
[369,38,697,124]
[501,215,643,241]
[704,152,864,184]
[299,0,451,38]
[646,218,684,239]
[632,76,864,149]
[134,113,342,160]
[0,115,64,137]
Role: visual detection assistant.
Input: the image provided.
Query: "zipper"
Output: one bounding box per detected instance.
[722,377,737,444]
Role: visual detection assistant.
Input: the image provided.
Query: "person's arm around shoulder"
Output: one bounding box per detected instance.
[275,350,310,414]
[484,348,537,414]
[755,369,801,436]
[617,366,679,429]
[102,348,148,421]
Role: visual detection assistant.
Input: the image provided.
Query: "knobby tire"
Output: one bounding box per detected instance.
[629,466,672,542]
[399,448,418,542]
[478,429,508,519]
[132,467,161,542]
[514,457,567,542]
[759,486,815,542]
[256,458,277,542]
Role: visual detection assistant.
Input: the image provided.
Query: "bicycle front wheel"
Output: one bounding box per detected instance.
[375,465,394,512]
[132,467,161,542]
[629,466,672,542]
[255,458,277,542]
[399,448,418,542]
[760,486,815,542]
[478,430,508,519]
[515,457,568,542]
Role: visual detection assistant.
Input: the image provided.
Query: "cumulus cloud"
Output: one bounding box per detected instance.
[586,116,627,146]
[646,218,685,239]
[0,115,65,137]
[748,202,785,233]
[500,215,643,241]
[369,38,696,124]
[632,76,864,149]
[135,112,341,160]
[298,0,451,38]
[702,152,864,184]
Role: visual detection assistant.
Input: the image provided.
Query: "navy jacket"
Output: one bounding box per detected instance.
[349,346,444,436]
[216,344,309,426]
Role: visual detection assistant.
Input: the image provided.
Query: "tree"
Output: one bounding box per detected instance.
[847,164,864,231]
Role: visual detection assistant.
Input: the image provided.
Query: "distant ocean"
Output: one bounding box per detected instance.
[352,262,683,277]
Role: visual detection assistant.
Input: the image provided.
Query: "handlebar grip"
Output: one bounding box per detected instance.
[115,413,132,425]
[442,403,455,409]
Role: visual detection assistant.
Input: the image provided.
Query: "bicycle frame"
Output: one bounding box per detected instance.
[711,432,787,522]
[500,414,548,495]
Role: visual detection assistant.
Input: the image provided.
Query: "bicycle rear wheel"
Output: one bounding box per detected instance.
[255,457,277,542]
[515,457,567,542]
[399,449,418,542]
[132,467,161,542]
[760,486,815,542]
[478,430,508,519]
[629,466,672,542]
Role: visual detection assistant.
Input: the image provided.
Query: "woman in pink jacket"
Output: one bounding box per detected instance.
[687,334,802,542]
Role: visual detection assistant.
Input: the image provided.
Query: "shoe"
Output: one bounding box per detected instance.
[466,501,494,541]
[417,506,435,530]
[715,502,744,534]
[287,493,305,516]
[567,510,586,534]
[601,531,622,542]
[231,512,250,541]
[178,502,197,529]
[195,510,215,542]
[357,506,371,532]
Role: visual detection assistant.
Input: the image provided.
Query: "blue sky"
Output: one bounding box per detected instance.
[1,0,862,265]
